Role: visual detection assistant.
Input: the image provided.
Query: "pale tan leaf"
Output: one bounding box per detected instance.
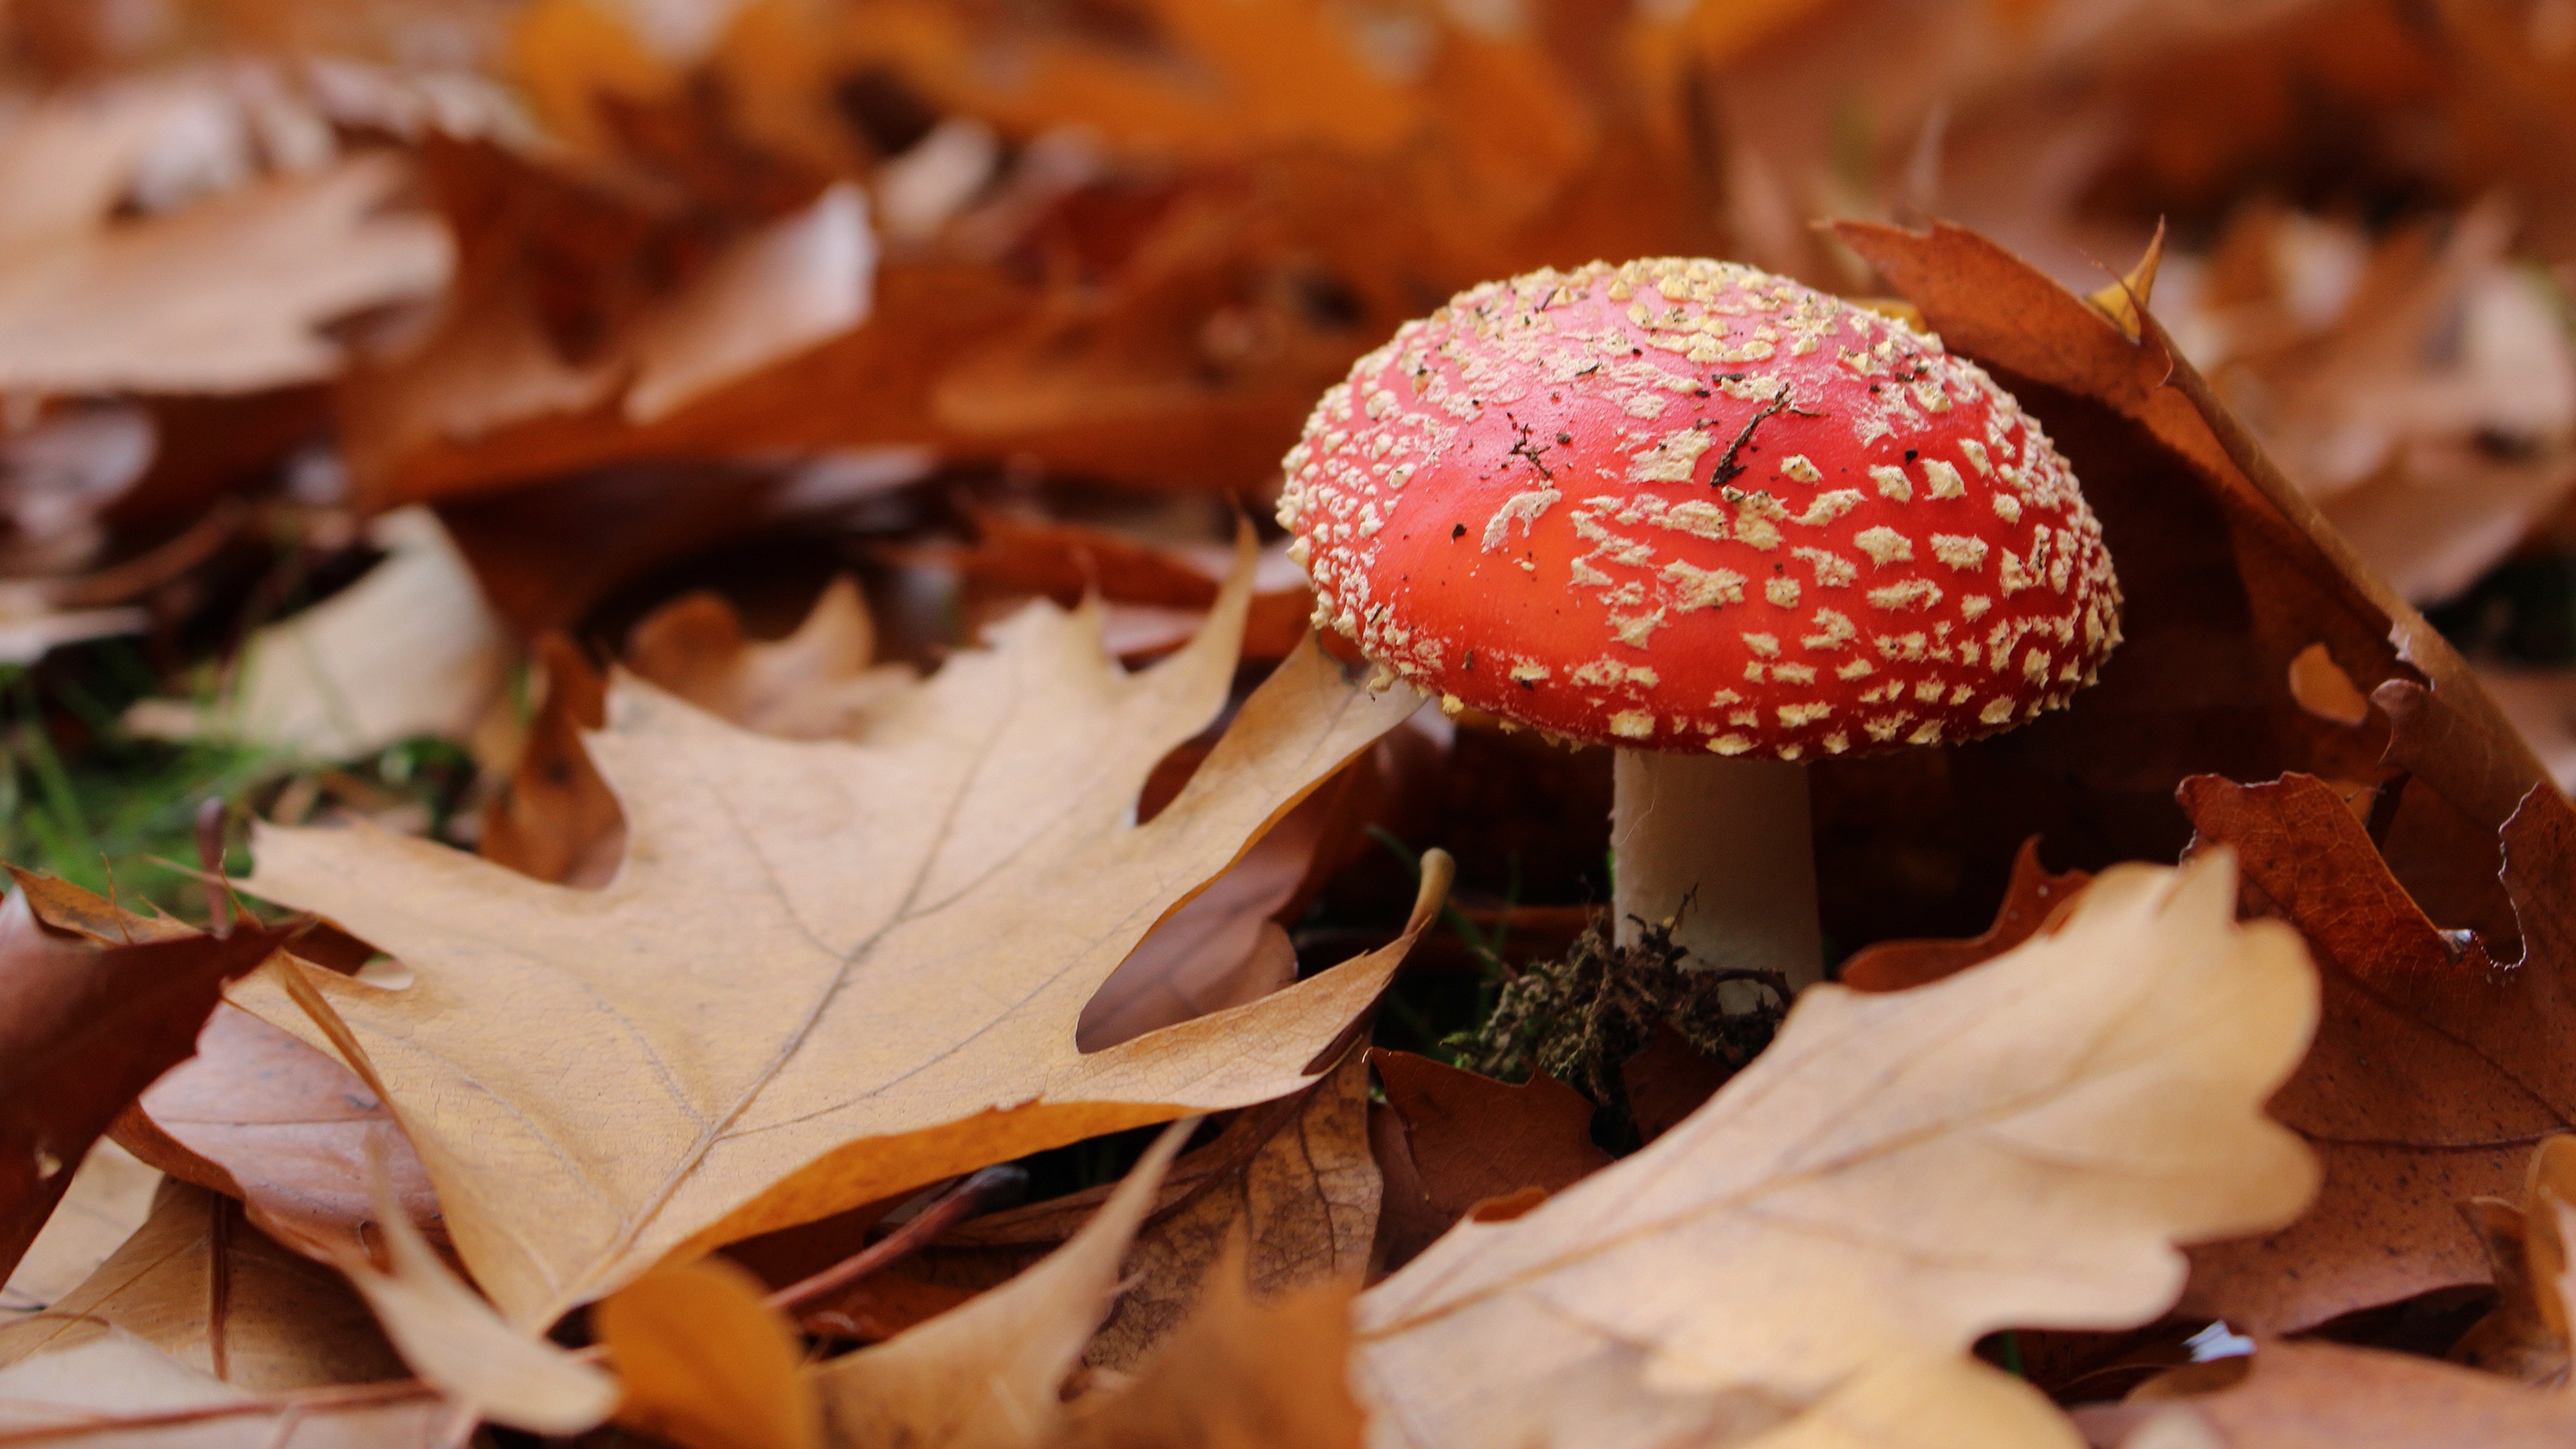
[126,508,513,760]
[227,549,1432,1326]
[809,1122,1191,1449]
[626,574,908,741]
[597,1255,818,1449]
[1353,855,2319,1449]
[0,151,452,396]
[329,1156,617,1436]
[0,1141,157,1321]
[0,1180,403,1391]
[0,1330,452,1446]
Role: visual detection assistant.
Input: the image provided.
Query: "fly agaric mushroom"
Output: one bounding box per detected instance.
[1278,258,2120,994]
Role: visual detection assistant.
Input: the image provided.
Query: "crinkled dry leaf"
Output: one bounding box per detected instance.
[1355,855,2318,1449]
[228,556,1431,1326]
[626,574,908,740]
[907,1043,1377,1370]
[0,1180,404,1390]
[2474,665,2576,795]
[2183,201,2576,606]
[2177,774,2576,1335]
[2450,1135,2576,1385]
[346,261,1020,510]
[808,1122,1192,1448]
[1809,218,2549,955]
[1053,1233,1363,1449]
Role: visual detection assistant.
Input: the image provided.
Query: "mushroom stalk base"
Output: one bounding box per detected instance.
[1610,750,1823,1002]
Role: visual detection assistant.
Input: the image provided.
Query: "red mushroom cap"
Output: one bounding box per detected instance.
[1278,258,2122,759]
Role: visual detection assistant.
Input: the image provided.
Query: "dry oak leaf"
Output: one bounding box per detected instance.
[1052,1233,1364,1449]
[2175,773,2576,1337]
[589,1122,1191,1449]
[1841,838,2092,995]
[0,887,284,1284]
[0,1180,405,1392]
[2450,1134,2576,1385]
[626,574,911,741]
[2080,1341,2576,1449]
[0,1330,451,1447]
[809,1123,1191,1449]
[904,1040,1377,1370]
[227,560,1433,1328]
[8,870,443,1262]
[117,1004,443,1262]
[1353,856,2318,1449]
[323,1140,617,1436]
[0,151,451,397]
[1827,218,2552,961]
[1367,1049,1608,1273]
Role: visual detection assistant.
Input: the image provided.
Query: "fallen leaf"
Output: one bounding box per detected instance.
[1841,838,2092,993]
[902,1042,1378,1369]
[124,507,514,762]
[2471,665,2576,795]
[345,259,1020,511]
[0,1329,452,1446]
[1366,1050,1607,1272]
[0,887,284,1284]
[617,182,876,425]
[4,873,445,1260]
[116,1005,442,1258]
[2175,774,2576,1336]
[1075,774,1338,1053]
[2182,200,2576,606]
[0,151,452,396]
[930,511,1315,664]
[0,1140,157,1318]
[807,1122,1192,1447]
[1615,1025,1733,1148]
[1813,219,2548,954]
[432,448,933,636]
[226,556,1434,1326]
[326,1143,617,1436]
[1353,855,2318,1449]
[2449,1135,2576,1385]
[477,633,622,886]
[625,574,909,740]
[2080,1341,2576,1448]
[596,1255,818,1449]
[1052,1233,1364,1449]
[0,1180,405,1390]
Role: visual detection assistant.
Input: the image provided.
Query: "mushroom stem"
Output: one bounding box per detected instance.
[1609,750,1822,1001]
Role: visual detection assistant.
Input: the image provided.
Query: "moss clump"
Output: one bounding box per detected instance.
[1448,912,1790,1143]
